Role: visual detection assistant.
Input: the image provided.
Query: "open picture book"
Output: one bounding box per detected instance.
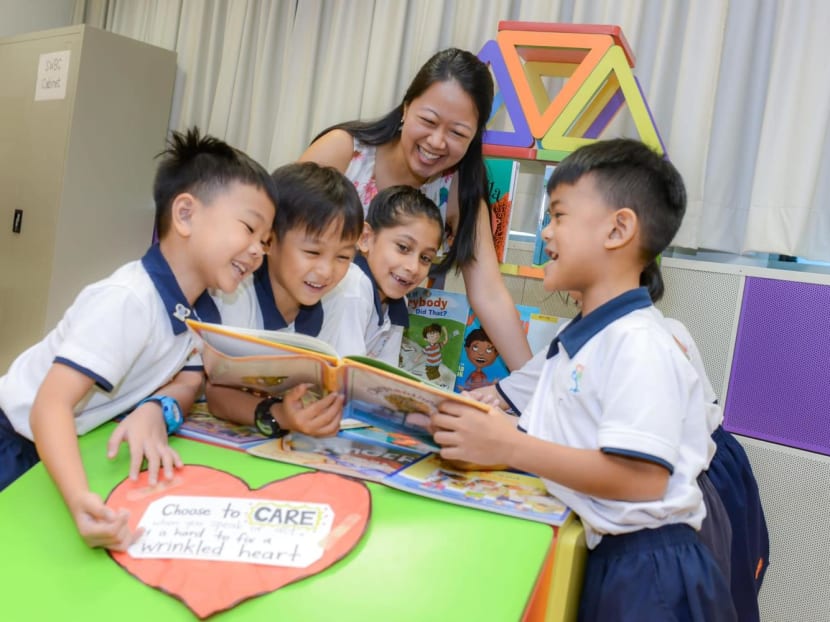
[186,319,489,424]
[248,402,571,526]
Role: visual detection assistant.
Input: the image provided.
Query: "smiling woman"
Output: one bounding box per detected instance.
[299,48,532,372]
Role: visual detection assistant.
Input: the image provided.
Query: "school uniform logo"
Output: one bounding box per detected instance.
[569,364,584,393]
[172,304,191,322]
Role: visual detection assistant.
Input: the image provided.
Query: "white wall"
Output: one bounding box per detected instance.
[0,0,75,39]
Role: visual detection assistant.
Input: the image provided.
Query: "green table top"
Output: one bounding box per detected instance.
[0,424,553,621]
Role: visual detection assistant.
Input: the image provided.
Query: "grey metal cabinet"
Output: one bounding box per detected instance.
[0,25,176,371]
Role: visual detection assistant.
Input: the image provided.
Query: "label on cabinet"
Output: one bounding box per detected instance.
[34,50,70,101]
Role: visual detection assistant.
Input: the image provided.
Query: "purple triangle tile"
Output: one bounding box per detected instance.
[636,77,667,155]
[477,39,534,148]
[583,89,624,138]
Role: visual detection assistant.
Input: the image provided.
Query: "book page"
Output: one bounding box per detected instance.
[176,401,267,449]
[341,359,487,432]
[201,346,329,396]
[188,320,340,359]
[387,454,570,526]
[249,434,423,482]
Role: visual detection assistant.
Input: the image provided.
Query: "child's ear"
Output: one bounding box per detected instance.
[605,207,637,249]
[357,222,374,253]
[171,193,198,237]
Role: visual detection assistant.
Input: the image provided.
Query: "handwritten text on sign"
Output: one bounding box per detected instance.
[35,51,70,101]
[128,495,334,568]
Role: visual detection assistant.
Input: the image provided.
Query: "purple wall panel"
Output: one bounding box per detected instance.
[724,277,830,456]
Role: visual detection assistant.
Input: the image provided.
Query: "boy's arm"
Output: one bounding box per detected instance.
[106,368,204,483]
[30,363,136,550]
[433,402,669,502]
[205,382,343,437]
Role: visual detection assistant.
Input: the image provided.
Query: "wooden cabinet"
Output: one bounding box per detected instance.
[0,25,176,371]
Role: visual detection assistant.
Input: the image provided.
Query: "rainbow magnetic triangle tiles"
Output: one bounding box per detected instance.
[478,22,665,162]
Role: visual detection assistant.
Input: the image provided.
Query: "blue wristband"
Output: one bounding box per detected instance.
[136,395,184,435]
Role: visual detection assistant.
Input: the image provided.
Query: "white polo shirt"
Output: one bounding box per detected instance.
[662,317,723,444]
[320,257,409,365]
[517,288,709,549]
[212,256,325,335]
[499,314,720,464]
[0,245,216,440]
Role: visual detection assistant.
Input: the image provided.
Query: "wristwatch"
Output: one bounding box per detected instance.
[136,395,184,435]
[254,395,287,438]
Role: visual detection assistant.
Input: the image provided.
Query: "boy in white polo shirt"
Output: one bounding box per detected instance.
[434,139,735,621]
[207,162,363,438]
[0,128,276,551]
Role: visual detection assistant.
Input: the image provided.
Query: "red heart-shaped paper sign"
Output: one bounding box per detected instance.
[107,465,370,618]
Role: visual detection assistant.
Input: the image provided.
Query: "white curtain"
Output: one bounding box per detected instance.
[73,0,830,262]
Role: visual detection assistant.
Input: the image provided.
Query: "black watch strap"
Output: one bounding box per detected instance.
[254,395,287,438]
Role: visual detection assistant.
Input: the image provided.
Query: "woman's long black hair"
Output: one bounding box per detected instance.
[312,48,494,274]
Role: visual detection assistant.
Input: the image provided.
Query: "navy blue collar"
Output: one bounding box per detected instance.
[353,255,409,328]
[141,244,220,335]
[547,287,652,359]
[252,256,324,336]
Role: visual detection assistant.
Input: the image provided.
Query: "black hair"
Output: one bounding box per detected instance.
[547,138,687,263]
[152,127,277,237]
[464,327,492,347]
[640,259,664,303]
[313,48,493,273]
[270,162,363,242]
[366,186,443,245]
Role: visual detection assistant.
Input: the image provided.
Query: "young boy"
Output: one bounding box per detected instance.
[0,128,276,550]
[434,139,736,621]
[206,161,363,438]
[481,265,768,620]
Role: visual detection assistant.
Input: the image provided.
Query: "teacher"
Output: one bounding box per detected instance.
[300,48,532,371]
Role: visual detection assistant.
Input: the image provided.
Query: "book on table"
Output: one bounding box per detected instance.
[187,319,571,526]
[248,402,571,526]
[174,400,370,450]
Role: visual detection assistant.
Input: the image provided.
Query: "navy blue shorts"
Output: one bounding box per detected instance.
[578,524,736,622]
[0,408,40,492]
[698,469,733,585]
[707,426,770,622]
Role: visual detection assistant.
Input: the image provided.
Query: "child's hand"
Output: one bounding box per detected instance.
[107,404,183,485]
[70,490,141,550]
[432,401,518,468]
[279,383,343,437]
[461,387,503,409]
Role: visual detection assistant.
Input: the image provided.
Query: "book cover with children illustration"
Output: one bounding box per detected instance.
[399,287,469,391]
[454,305,537,392]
